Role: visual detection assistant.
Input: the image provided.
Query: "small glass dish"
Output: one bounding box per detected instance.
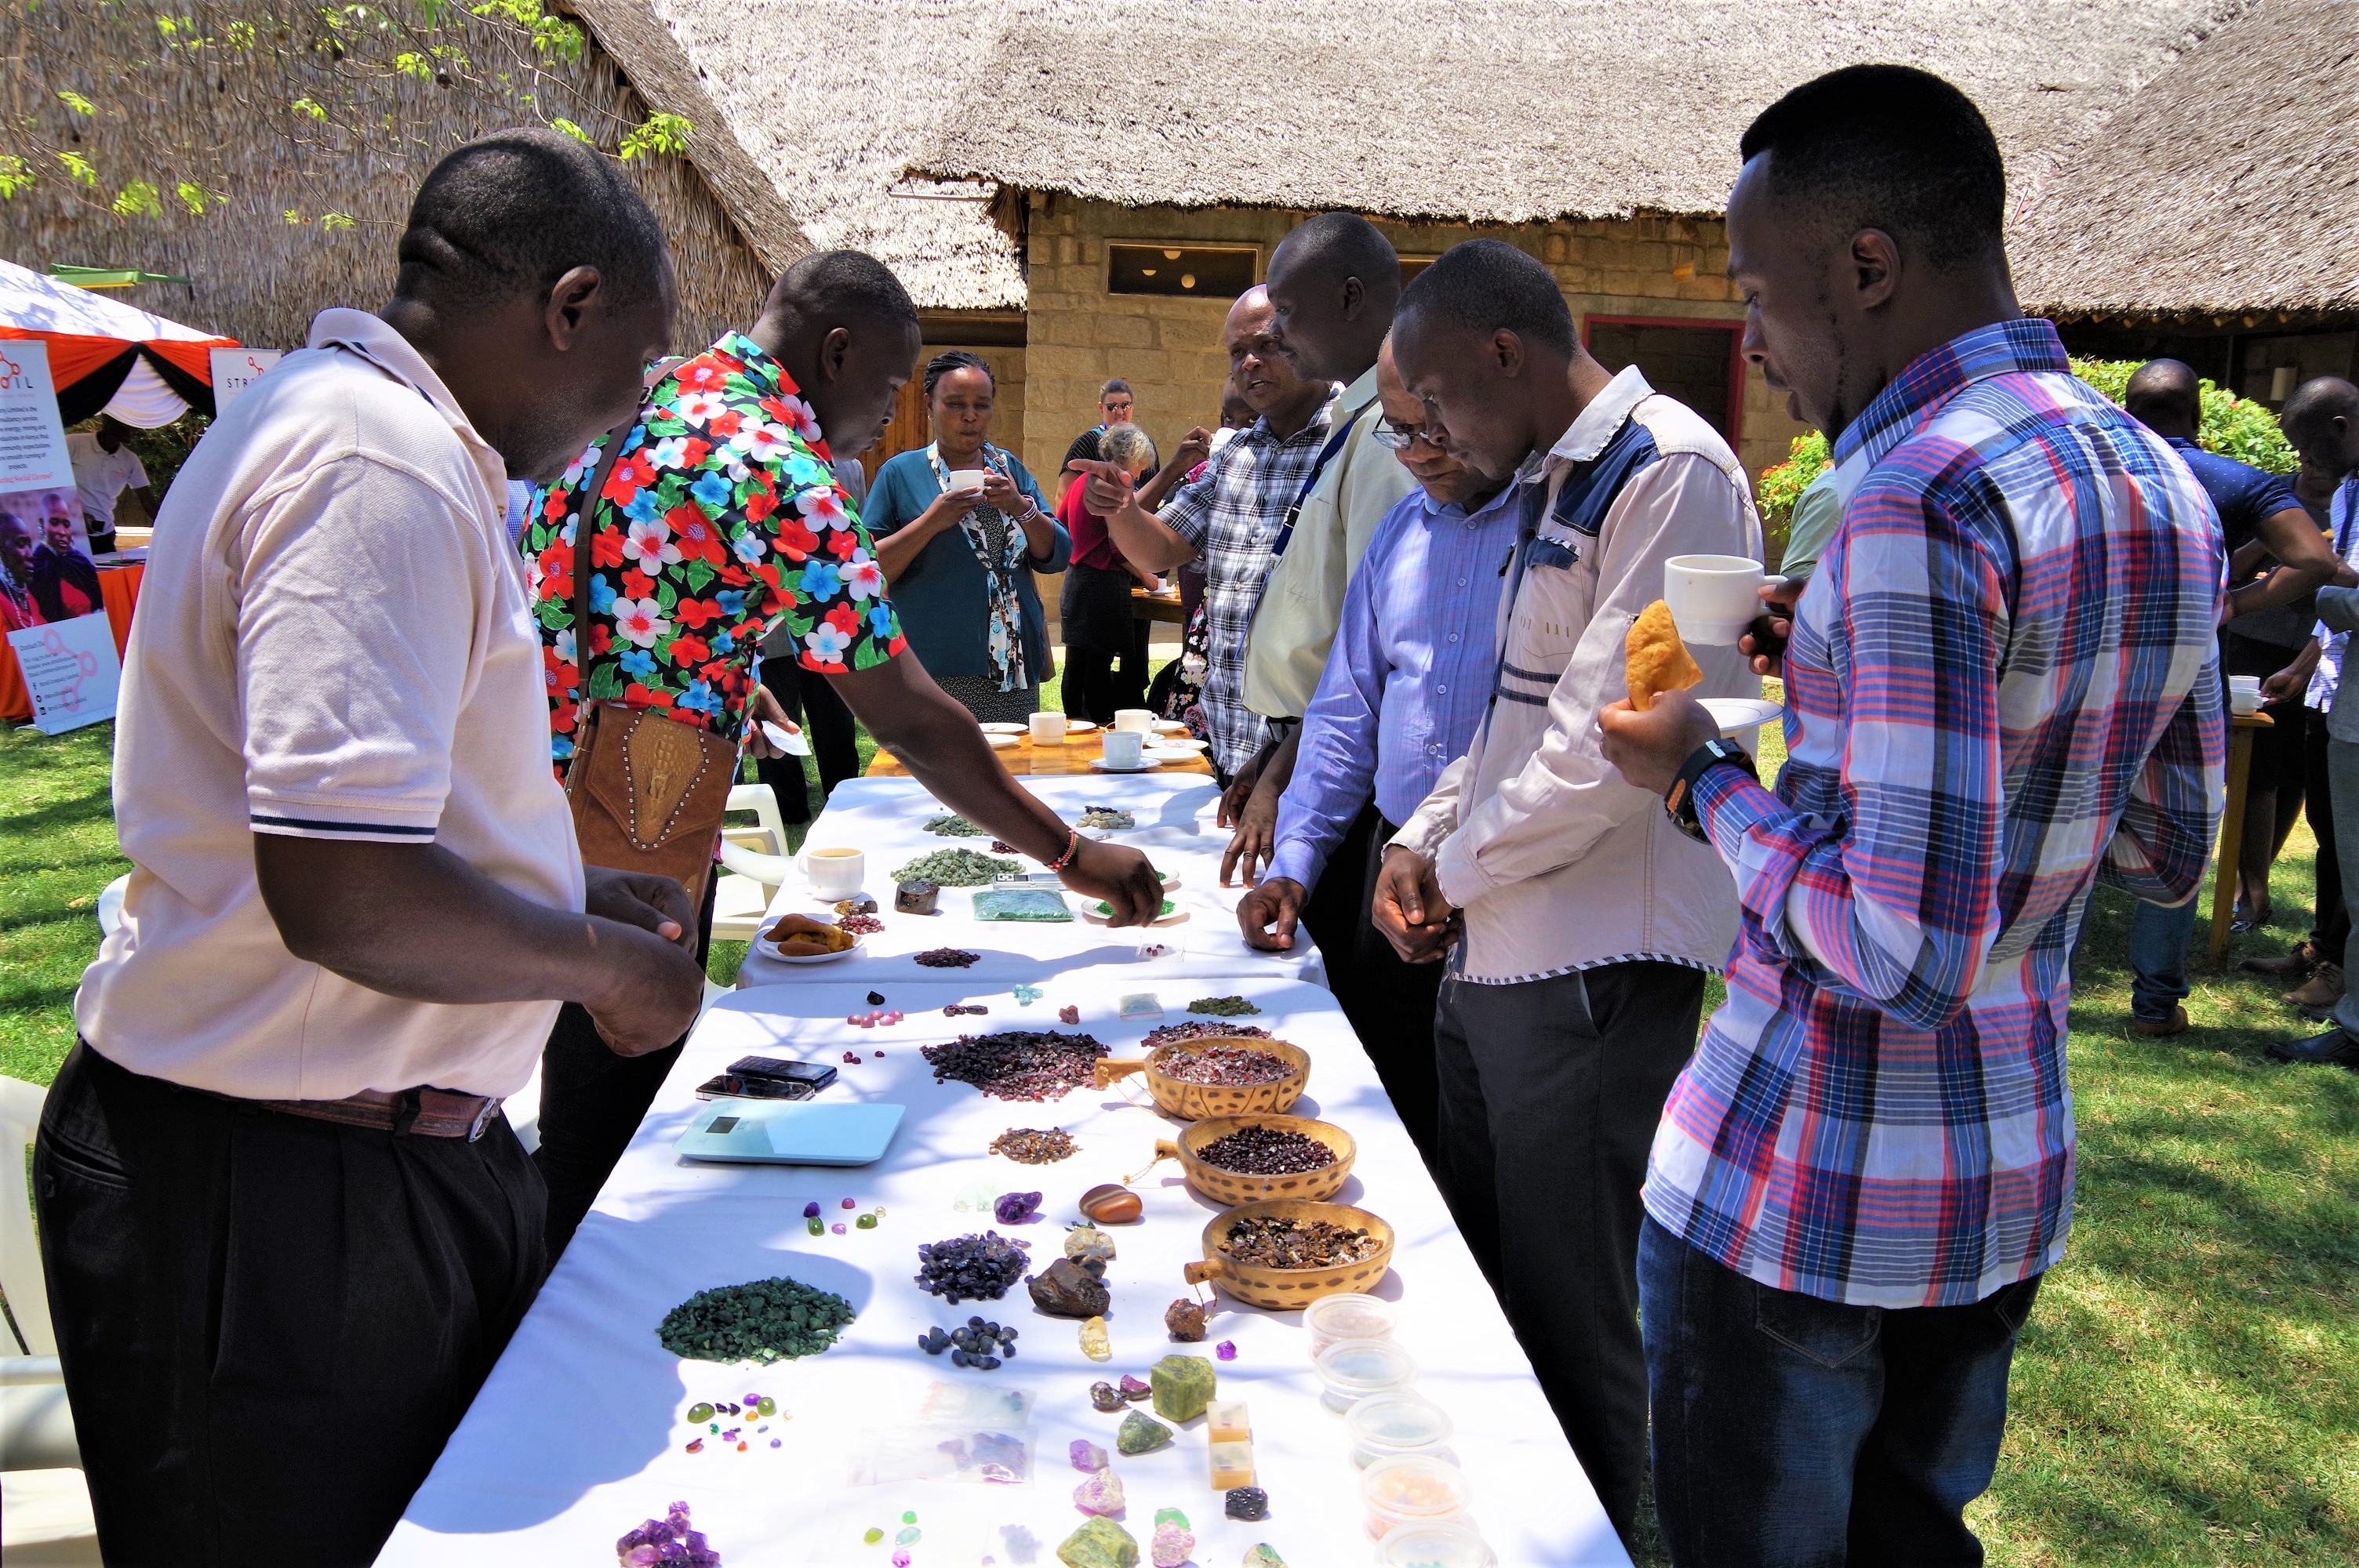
[1376,1520,1496,1566]
[1317,1336,1418,1413]
[1305,1290,1398,1355]
[1361,1451,1472,1538]
[1345,1393,1454,1467]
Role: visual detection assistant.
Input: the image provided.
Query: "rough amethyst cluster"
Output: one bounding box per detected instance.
[616,1500,720,1566]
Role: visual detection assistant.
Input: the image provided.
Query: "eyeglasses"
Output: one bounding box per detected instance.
[1371,413,1449,452]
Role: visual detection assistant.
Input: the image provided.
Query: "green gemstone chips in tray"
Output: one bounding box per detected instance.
[972,887,1075,922]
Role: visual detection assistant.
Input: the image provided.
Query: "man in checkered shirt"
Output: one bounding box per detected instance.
[1602,67,2222,1564]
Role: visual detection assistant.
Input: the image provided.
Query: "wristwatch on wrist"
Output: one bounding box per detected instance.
[1664,738,1757,843]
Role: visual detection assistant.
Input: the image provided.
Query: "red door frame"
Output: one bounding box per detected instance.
[1580,314,1746,448]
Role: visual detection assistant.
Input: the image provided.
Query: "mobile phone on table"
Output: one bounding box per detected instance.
[694,1056,839,1101]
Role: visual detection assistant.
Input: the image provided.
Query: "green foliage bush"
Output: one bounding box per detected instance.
[1754,355,2299,530]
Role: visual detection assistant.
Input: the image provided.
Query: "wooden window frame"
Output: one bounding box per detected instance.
[1580,314,1747,448]
[1105,240,1263,299]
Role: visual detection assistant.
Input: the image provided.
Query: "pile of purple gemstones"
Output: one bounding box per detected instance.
[616,1501,720,1566]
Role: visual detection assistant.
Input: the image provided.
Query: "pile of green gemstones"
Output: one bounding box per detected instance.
[656,1276,856,1364]
[892,848,1021,887]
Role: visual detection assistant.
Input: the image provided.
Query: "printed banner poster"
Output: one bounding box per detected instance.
[0,340,74,489]
[210,347,284,410]
[8,608,119,734]
[1,481,101,630]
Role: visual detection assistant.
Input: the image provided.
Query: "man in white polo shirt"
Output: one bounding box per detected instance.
[35,130,700,1565]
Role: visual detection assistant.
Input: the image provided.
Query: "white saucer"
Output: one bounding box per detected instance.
[1150,719,1188,734]
[1088,757,1158,772]
[980,721,1027,735]
[1701,697,1784,734]
[1066,719,1100,733]
[1147,736,1209,752]
[984,732,1020,749]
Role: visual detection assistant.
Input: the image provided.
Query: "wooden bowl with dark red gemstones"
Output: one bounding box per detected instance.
[1183,1198,1394,1311]
[1154,1112,1354,1206]
[1092,1036,1310,1120]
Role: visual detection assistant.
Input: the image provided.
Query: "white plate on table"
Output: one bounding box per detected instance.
[1150,719,1188,734]
[979,721,1028,735]
[1067,719,1100,733]
[1701,697,1784,735]
[753,920,867,964]
[984,732,1020,749]
[1148,735,1209,752]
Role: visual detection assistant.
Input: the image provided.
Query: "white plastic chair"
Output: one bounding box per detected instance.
[710,784,794,945]
[93,877,127,941]
[2,1075,81,1476]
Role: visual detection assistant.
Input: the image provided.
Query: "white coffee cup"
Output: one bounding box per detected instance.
[1663,554,1768,644]
[947,469,988,497]
[1029,710,1068,746]
[1112,708,1156,733]
[1101,730,1146,768]
[799,846,864,899]
[2229,675,2263,716]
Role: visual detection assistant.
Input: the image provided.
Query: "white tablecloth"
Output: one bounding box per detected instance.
[381,779,1630,1568]
[736,777,1326,990]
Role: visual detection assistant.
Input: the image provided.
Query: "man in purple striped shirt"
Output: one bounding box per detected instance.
[1237,340,1518,1154]
[1601,67,2221,1564]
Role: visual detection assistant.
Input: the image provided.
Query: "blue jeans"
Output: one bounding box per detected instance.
[2127,895,2198,1021]
[1639,1216,2041,1566]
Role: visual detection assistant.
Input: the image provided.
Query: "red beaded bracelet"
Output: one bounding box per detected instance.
[1044,826,1081,872]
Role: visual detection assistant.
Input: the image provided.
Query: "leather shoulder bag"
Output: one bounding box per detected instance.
[561,421,742,911]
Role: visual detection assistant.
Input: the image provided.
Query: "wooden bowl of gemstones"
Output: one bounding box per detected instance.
[1184,1199,1394,1310]
[1156,1113,1355,1205]
[1092,1036,1309,1120]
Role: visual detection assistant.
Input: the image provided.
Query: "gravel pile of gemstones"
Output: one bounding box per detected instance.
[990,1127,1078,1163]
[1195,1124,1335,1174]
[836,913,885,935]
[914,947,983,968]
[923,814,990,837]
[1219,1214,1382,1269]
[679,1392,783,1453]
[918,1316,1020,1368]
[1186,994,1262,1017]
[616,1500,721,1566]
[1078,807,1135,829]
[892,848,1021,887]
[913,1232,1030,1302]
[921,1029,1108,1100]
[1156,1046,1294,1086]
[656,1276,855,1363]
[1142,1020,1273,1048]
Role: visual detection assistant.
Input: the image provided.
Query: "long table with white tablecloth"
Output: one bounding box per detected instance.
[380,775,1630,1567]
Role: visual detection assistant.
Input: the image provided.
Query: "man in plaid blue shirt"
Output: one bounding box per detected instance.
[1602,67,2222,1564]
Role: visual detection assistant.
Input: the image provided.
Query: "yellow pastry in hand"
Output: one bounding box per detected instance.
[1626,600,1703,712]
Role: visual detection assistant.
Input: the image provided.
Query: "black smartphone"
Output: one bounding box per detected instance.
[693,1056,839,1101]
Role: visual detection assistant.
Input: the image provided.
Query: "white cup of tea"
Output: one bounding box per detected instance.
[1029,710,1068,746]
[2229,675,2263,716]
[1112,708,1156,733]
[1663,554,1768,644]
[1101,729,1146,768]
[799,846,864,899]
[947,470,988,498]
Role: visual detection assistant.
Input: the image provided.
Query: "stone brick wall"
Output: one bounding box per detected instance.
[1017,198,1813,494]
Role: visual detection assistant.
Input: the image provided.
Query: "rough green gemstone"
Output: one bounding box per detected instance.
[863,1526,883,1544]
[1056,1515,1140,1568]
[1115,1408,1172,1455]
[1154,1507,1188,1530]
[685,1402,714,1424]
[856,1212,878,1229]
[1240,1548,1286,1568]
[1150,1354,1216,1423]
[807,1217,824,1236]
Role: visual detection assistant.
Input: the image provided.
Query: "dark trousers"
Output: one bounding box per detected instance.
[755,656,860,826]
[1303,807,1444,1158]
[34,1043,546,1566]
[1640,1216,2041,1567]
[1431,960,1703,1544]
[1063,629,1150,724]
[2307,706,2349,956]
[533,870,716,1255]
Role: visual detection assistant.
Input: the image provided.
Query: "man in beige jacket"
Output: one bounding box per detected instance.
[1373,238,1759,1548]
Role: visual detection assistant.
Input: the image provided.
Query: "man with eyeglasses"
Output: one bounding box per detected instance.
[1235,339,1515,1159]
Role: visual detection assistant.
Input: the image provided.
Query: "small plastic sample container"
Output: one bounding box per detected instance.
[1345,1393,1454,1467]
[1317,1337,1419,1413]
[1361,1451,1473,1538]
[1376,1519,1497,1566]
[1306,1290,1398,1355]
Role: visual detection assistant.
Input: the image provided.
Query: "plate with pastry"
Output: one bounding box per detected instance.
[754,913,865,964]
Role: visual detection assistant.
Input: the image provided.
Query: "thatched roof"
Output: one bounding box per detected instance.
[2012,0,2359,320]
[903,0,2245,225]
[572,0,1027,312]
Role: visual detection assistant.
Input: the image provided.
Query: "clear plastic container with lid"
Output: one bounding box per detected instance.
[1376,1520,1497,1567]
[1345,1393,1454,1467]
[1361,1451,1473,1538]
[1316,1336,1418,1412]
[1305,1290,1398,1354]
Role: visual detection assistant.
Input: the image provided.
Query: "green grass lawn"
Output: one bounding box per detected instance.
[5,688,2355,1563]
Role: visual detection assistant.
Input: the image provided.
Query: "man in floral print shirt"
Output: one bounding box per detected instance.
[522,252,1162,1251]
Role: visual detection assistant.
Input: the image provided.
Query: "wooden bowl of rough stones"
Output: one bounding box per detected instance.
[1183,1198,1395,1312]
[1092,1036,1310,1120]
[1155,1113,1355,1206]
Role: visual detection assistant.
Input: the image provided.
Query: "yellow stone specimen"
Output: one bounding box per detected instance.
[1080,1315,1112,1362]
[1209,1439,1255,1490]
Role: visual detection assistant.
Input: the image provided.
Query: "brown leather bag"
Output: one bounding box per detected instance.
[561,421,741,911]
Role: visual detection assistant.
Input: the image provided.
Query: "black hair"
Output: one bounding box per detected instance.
[1739,64,2006,273]
[2283,376,2359,441]
[769,249,918,332]
[2123,359,2201,427]
[924,350,994,399]
[1396,238,1574,356]
[1100,379,1133,398]
[1276,212,1402,306]
[395,128,667,311]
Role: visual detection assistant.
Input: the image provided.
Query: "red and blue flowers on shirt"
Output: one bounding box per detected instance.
[523,333,903,768]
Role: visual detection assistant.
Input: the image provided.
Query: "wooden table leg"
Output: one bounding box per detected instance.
[2208,717,2261,961]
